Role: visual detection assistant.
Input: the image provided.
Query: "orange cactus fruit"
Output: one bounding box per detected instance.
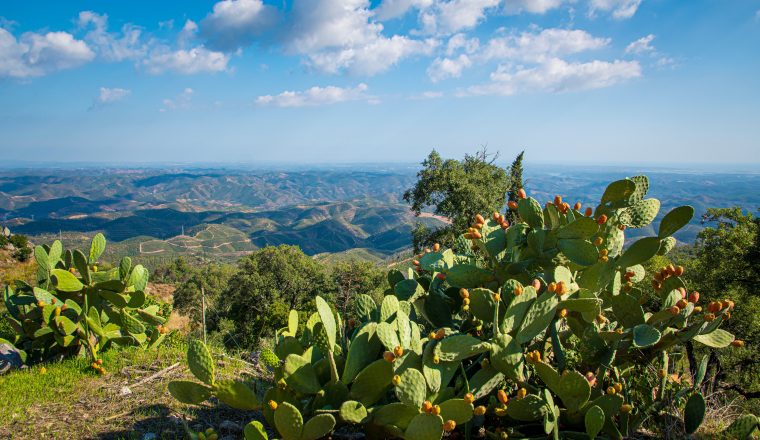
[517,188,526,199]
[516,388,527,400]
[585,207,593,217]
[669,306,681,315]
[689,291,700,303]
[676,299,688,309]
[464,393,475,404]
[435,329,446,340]
[731,340,745,347]
[422,401,433,413]
[493,211,501,221]
[513,285,523,296]
[492,293,501,302]
[268,400,278,410]
[473,405,486,416]
[394,346,404,357]
[460,288,469,299]
[593,236,603,246]
[621,404,633,413]
[508,201,518,210]
[558,308,568,318]
[547,282,557,293]
[704,313,716,322]
[666,264,676,275]
[436,273,446,280]
[658,369,667,379]
[428,331,436,340]
[574,202,582,211]
[554,195,563,207]
[707,301,722,313]
[532,279,541,291]
[96,359,103,365]
[443,420,456,432]
[383,351,396,363]
[557,281,568,295]
[597,214,608,225]
[497,389,509,404]
[614,383,623,393]
[475,214,485,224]
[412,260,420,267]
[432,243,441,252]
[675,265,685,276]
[472,231,482,240]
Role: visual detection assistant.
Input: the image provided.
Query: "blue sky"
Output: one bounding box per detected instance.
[0,0,758,164]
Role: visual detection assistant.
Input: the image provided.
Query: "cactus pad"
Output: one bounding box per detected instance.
[214,380,259,410]
[339,400,368,424]
[632,324,661,348]
[505,394,547,421]
[283,354,322,394]
[557,370,591,412]
[168,380,211,405]
[350,359,394,406]
[439,398,474,424]
[301,414,336,440]
[658,205,694,238]
[405,413,444,440]
[434,334,491,362]
[517,291,558,344]
[243,421,269,440]
[274,401,304,440]
[723,414,759,439]
[693,328,735,348]
[585,405,605,439]
[684,392,706,434]
[188,339,215,385]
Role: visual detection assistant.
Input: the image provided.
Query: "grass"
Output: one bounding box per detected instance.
[0,336,263,439]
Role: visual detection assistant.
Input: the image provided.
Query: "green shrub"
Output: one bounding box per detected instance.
[167,176,754,440]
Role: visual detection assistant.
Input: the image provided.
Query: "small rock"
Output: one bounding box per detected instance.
[142,433,157,440]
[120,386,133,396]
[0,343,24,375]
[219,420,241,431]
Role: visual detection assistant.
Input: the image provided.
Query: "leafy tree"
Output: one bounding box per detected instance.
[172,263,235,334]
[505,151,524,224]
[151,257,195,284]
[217,245,335,348]
[331,260,386,322]
[404,148,521,252]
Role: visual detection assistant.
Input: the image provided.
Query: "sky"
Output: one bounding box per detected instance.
[0,0,759,165]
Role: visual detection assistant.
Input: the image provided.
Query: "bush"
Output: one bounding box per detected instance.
[167,176,754,440]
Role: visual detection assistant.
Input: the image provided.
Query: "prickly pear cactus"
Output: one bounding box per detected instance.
[3,233,168,366]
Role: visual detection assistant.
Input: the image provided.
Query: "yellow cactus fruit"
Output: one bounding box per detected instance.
[517,388,527,400]
[394,346,404,357]
[268,400,278,410]
[473,405,486,416]
[464,393,475,404]
[443,420,456,432]
[513,285,523,296]
[621,404,633,413]
[432,243,440,252]
[433,355,440,364]
[460,288,469,299]
[606,386,616,395]
[431,405,441,416]
[392,375,401,386]
[493,293,501,302]
[614,383,623,393]
[730,340,745,348]
[658,369,667,379]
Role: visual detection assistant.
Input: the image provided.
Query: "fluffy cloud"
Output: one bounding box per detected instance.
[143,46,230,74]
[200,0,277,51]
[161,87,194,111]
[374,0,434,20]
[256,83,374,107]
[427,54,472,82]
[78,11,145,61]
[90,87,130,109]
[481,28,610,62]
[589,0,642,19]
[467,58,641,95]
[287,0,437,75]
[446,33,479,55]
[419,0,501,35]
[0,27,94,78]
[625,34,655,54]
[503,0,567,14]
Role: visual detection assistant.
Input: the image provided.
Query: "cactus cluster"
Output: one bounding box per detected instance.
[170,176,751,439]
[2,234,167,364]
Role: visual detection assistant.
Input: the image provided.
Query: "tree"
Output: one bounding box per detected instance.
[505,151,524,224]
[403,148,522,252]
[331,260,386,323]
[217,245,335,348]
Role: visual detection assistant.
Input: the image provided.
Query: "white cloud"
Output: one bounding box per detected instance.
[411,90,444,99]
[589,0,642,19]
[427,54,472,81]
[420,0,501,35]
[625,34,655,54]
[375,0,434,20]
[0,28,94,78]
[91,87,130,109]
[178,20,199,47]
[161,87,194,111]
[467,58,641,95]
[200,0,277,51]
[287,0,437,76]
[481,28,610,62]
[446,33,479,55]
[143,46,230,74]
[504,0,567,14]
[78,11,145,61]
[256,83,373,107]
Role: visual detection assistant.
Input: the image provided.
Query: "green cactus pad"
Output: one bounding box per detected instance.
[585,405,605,439]
[434,334,491,362]
[632,324,661,348]
[283,354,322,394]
[444,264,493,288]
[405,413,444,440]
[518,197,545,229]
[557,298,602,314]
[557,217,599,240]
[505,394,548,421]
[469,365,504,400]
[601,179,636,205]
[259,348,280,370]
[610,293,645,328]
[315,296,336,348]
[340,400,368,424]
[350,359,394,406]
[376,321,401,352]
[439,398,474,424]
[301,414,336,440]
[380,295,400,322]
[723,414,759,439]
[168,380,211,405]
[276,336,304,359]
[372,403,420,430]
[658,205,694,238]
[312,322,332,356]
[620,198,660,228]
[343,322,381,383]
[684,392,706,434]
[89,233,106,263]
[517,291,558,344]
[617,237,662,269]
[395,368,427,407]
[693,328,735,348]
[274,401,304,440]
[214,380,259,410]
[188,339,215,385]
[354,294,378,321]
[468,288,500,323]
[127,264,149,292]
[243,421,269,440]
[534,361,560,393]
[489,333,524,381]
[557,370,591,412]
[657,236,677,256]
[50,269,84,292]
[121,310,146,335]
[558,238,598,267]
[501,285,536,333]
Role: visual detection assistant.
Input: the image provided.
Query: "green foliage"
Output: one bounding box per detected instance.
[168,176,748,440]
[2,234,167,363]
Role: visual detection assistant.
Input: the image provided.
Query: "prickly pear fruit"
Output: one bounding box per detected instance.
[730,340,745,347]
[474,405,486,416]
[444,420,456,432]
[597,215,608,225]
[517,188,526,199]
[464,393,475,404]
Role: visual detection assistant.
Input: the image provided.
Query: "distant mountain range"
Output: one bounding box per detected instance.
[1,164,758,262]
